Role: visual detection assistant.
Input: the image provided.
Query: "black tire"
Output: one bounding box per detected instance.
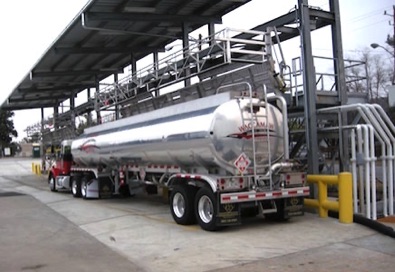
[81,178,88,199]
[170,186,196,225]
[265,199,289,221]
[71,177,82,198]
[195,187,218,231]
[49,175,57,192]
[118,184,131,198]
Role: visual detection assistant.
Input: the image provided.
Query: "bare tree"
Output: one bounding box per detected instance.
[345,48,392,100]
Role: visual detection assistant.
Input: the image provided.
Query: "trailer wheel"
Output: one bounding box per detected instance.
[170,186,196,225]
[195,187,218,231]
[81,178,88,199]
[49,175,57,192]
[71,178,82,198]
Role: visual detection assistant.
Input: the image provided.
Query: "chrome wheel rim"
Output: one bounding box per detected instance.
[81,182,87,197]
[49,177,55,188]
[198,195,213,223]
[72,180,77,195]
[172,192,185,218]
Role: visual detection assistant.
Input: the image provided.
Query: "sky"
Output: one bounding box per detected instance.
[0,0,393,141]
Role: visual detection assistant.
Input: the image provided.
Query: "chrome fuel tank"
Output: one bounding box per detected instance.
[71,92,284,173]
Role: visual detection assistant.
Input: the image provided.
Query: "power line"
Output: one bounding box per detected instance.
[345,5,392,23]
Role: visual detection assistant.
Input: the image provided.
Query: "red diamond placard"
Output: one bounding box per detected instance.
[234,152,251,174]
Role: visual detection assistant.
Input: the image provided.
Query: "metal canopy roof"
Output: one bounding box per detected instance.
[2,0,251,110]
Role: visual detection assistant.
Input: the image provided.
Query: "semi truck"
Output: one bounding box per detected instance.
[48,86,309,231]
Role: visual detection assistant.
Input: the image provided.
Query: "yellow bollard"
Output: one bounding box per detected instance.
[338,172,353,223]
[37,164,41,176]
[32,163,35,174]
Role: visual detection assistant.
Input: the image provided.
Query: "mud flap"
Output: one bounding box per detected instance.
[99,178,113,198]
[216,203,241,226]
[285,197,304,217]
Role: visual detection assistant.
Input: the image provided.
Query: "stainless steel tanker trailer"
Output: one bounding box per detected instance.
[48,88,309,231]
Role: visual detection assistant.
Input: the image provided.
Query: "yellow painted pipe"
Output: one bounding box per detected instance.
[304,198,319,208]
[322,200,339,211]
[338,172,353,223]
[307,175,338,185]
[306,172,353,224]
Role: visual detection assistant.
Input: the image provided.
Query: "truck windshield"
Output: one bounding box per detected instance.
[62,145,72,161]
[63,145,71,154]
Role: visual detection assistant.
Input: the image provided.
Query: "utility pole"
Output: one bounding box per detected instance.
[384,6,395,84]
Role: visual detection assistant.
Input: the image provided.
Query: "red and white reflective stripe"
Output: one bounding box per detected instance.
[175,174,201,179]
[221,187,310,204]
[71,167,95,172]
[126,164,180,172]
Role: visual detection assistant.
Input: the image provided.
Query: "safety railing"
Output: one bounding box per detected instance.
[318,104,395,219]
[96,28,269,110]
[304,172,353,223]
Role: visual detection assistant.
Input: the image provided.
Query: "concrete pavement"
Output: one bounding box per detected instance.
[0,191,143,272]
[1,157,395,272]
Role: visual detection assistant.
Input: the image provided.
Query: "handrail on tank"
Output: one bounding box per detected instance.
[266,94,289,160]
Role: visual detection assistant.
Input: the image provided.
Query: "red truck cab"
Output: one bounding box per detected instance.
[48,140,73,191]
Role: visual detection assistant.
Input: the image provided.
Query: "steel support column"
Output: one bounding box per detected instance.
[114,73,120,120]
[87,88,92,126]
[53,105,58,130]
[95,76,101,124]
[70,92,76,136]
[182,22,191,87]
[298,0,319,175]
[40,108,45,172]
[153,51,160,97]
[330,0,348,171]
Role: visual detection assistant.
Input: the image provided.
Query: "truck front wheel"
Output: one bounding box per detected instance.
[195,187,218,231]
[170,186,195,225]
[49,175,57,192]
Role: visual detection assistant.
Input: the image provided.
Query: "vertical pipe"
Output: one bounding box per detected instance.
[350,129,358,213]
[368,125,377,219]
[357,125,364,214]
[318,179,327,218]
[363,125,371,218]
[382,142,388,217]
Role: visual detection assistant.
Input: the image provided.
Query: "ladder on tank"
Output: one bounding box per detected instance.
[246,85,272,188]
[224,82,273,188]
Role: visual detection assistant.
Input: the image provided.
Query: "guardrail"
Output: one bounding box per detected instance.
[304,172,353,223]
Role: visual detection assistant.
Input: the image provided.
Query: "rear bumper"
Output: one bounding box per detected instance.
[220,186,310,204]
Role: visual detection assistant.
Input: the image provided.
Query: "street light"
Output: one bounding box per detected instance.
[370,43,395,56]
[370,43,395,85]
